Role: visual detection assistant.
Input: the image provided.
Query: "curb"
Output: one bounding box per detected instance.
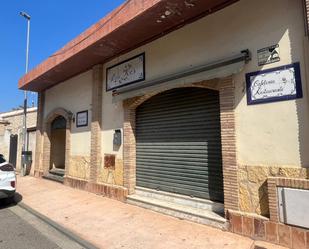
[18,202,100,249]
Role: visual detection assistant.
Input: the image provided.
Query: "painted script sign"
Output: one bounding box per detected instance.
[106,53,145,91]
[246,63,302,105]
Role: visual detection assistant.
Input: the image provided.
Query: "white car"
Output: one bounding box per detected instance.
[0,154,16,201]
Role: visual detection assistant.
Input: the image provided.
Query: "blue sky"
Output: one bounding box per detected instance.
[0,0,125,113]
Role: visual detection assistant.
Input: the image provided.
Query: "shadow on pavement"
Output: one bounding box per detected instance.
[0,192,23,209]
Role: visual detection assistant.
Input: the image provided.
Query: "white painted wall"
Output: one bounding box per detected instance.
[44,70,92,156]
[102,0,309,167]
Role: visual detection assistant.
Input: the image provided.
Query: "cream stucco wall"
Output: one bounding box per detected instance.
[42,0,309,169]
[101,85,124,159]
[102,0,309,167]
[232,0,309,167]
[44,70,92,156]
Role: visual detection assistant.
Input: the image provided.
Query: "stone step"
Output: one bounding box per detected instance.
[127,194,227,230]
[135,187,224,214]
[42,173,64,184]
[49,168,65,177]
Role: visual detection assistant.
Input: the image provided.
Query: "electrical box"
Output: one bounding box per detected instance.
[113,129,122,146]
[21,151,32,166]
[278,187,309,229]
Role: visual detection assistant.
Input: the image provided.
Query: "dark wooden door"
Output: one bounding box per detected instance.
[9,134,18,168]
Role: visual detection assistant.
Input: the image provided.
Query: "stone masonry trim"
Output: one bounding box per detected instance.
[123,77,239,211]
[90,64,103,183]
[34,91,45,176]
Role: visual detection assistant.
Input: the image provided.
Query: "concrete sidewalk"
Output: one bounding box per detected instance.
[16,177,286,249]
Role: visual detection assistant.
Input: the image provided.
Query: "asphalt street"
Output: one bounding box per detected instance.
[0,197,86,249]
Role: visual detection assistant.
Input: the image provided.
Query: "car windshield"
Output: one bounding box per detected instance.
[0,154,6,164]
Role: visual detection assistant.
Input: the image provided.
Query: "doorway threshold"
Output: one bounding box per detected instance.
[42,168,65,184]
[127,187,227,230]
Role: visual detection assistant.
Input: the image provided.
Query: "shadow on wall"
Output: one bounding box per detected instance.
[275,2,309,171]
[293,30,309,172]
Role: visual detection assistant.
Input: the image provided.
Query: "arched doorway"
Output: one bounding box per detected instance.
[41,108,72,182]
[50,116,66,170]
[124,78,238,213]
[135,87,224,202]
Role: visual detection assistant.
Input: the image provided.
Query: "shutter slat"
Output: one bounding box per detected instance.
[136,88,224,202]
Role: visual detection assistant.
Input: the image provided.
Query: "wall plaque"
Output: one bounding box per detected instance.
[246,63,302,105]
[106,53,145,91]
[257,44,280,66]
[76,110,88,127]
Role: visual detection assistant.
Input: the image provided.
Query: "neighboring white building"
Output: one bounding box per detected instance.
[0,107,37,173]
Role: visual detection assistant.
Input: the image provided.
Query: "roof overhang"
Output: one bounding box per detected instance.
[19,0,239,92]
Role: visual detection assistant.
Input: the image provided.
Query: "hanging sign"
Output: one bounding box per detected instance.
[106,53,145,91]
[246,63,302,105]
[257,44,280,66]
[76,110,88,127]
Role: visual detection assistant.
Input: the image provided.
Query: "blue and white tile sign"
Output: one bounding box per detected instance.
[246,63,302,105]
[106,53,145,91]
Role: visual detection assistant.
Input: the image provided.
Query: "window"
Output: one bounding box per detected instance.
[0,154,6,164]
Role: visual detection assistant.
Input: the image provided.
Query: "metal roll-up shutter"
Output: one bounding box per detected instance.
[136,87,224,202]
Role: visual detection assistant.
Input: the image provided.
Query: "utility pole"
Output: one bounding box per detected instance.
[20,11,31,176]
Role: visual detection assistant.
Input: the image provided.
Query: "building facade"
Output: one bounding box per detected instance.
[19,0,309,247]
[0,108,37,173]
